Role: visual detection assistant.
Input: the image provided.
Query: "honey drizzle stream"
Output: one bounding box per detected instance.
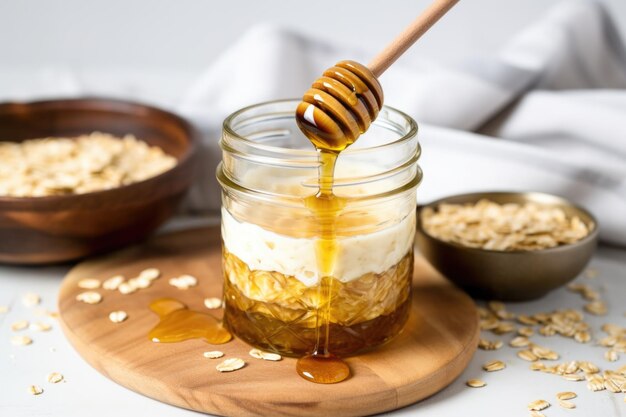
[298,151,350,383]
[294,61,383,383]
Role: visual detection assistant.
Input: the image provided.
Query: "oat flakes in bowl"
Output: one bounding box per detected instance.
[416,192,598,301]
[0,98,200,265]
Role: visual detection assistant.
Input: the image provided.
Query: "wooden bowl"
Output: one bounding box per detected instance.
[416,191,599,301]
[0,98,200,265]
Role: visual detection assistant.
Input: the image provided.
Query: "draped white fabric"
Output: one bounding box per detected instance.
[2,0,625,245]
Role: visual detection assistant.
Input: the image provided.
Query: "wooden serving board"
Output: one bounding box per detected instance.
[58,226,479,417]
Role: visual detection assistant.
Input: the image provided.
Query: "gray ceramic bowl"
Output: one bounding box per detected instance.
[415,192,598,301]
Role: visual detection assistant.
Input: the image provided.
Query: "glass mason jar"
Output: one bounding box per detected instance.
[217,99,421,357]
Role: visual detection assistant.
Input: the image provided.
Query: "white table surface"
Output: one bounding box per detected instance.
[0,216,624,417]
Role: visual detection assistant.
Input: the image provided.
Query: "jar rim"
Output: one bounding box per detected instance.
[222,98,419,157]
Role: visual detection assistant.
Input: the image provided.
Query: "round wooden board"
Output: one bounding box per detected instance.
[58,226,479,417]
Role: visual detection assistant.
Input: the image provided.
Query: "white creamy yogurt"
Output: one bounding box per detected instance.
[221,207,415,287]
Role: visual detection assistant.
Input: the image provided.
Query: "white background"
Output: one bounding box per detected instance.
[1,0,625,72]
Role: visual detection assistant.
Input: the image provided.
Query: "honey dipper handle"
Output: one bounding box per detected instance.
[368,0,460,77]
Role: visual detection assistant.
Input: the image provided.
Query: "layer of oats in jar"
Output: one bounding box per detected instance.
[221,165,416,357]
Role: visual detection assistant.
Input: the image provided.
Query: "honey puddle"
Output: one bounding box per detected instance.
[148,298,232,344]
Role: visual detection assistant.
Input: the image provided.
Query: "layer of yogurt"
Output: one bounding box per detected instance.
[221,207,415,287]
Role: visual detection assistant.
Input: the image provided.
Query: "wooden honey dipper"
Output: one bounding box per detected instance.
[296,0,459,151]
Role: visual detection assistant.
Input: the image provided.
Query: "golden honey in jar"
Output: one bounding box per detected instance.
[217,100,421,357]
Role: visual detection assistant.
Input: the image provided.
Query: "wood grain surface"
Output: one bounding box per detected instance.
[58,226,479,417]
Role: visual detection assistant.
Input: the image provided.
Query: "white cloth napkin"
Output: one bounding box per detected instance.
[2,0,626,245]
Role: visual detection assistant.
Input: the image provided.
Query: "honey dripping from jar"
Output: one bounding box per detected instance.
[148,298,232,344]
[295,60,383,384]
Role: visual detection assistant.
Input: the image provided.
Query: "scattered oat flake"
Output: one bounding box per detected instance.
[0,305,9,313]
[478,338,503,350]
[22,293,40,307]
[103,275,125,290]
[139,268,161,281]
[46,311,60,319]
[204,297,222,309]
[528,399,550,411]
[605,350,619,362]
[169,275,198,290]
[492,322,516,335]
[530,362,545,371]
[109,311,128,323]
[604,378,622,393]
[47,372,64,384]
[30,322,51,332]
[11,320,29,331]
[587,374,605,391]
[517,350,538,362]
[78,278,101,289]
[118,282,137,295]
[559,400,576,409]
[216,358,245,372]
[584,268,599,278]
[509,336,530,348]
[11,335,32,346]
[129,276,152,289]
[530,412,546,417]
[75,291,102,304]
[203,351,224,359]
[557,392,577,400]
[518,327,534,337]
[0,133,177,197]
[249,348,282,361]
[482,360,505,372]
[28,385,43,395]
[584,301,607,316]
[466,379,486,388]
[574,331,591,343]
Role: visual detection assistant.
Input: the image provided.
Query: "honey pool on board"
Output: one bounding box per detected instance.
[149,298,231,345]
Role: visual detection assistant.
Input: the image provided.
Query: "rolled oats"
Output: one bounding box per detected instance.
[28,385,43,395]
[103,275,125,291]
[30,322,51,332]
[556,391,577,400]
[421,200,590,251]
[249,348,282,361]
[482,360,506,372]
[169,275,198,290]
[204,297,223,310]
[0,133,177,197]
[47,372,64,384]
[528,399,550,411]
[466,379,486,388]
[216,358,245,372]
[75,291,102,304]
[11,320,29,331]
[203,351,225,359]
[109,311,128,323]
[78,278,101,289]
[139,268,161,281]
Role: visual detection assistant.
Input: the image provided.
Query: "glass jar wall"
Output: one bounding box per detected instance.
[217,100,421,356]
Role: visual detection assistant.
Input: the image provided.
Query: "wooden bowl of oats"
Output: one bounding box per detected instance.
[0,98,200,264]
[416,191,598,301]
